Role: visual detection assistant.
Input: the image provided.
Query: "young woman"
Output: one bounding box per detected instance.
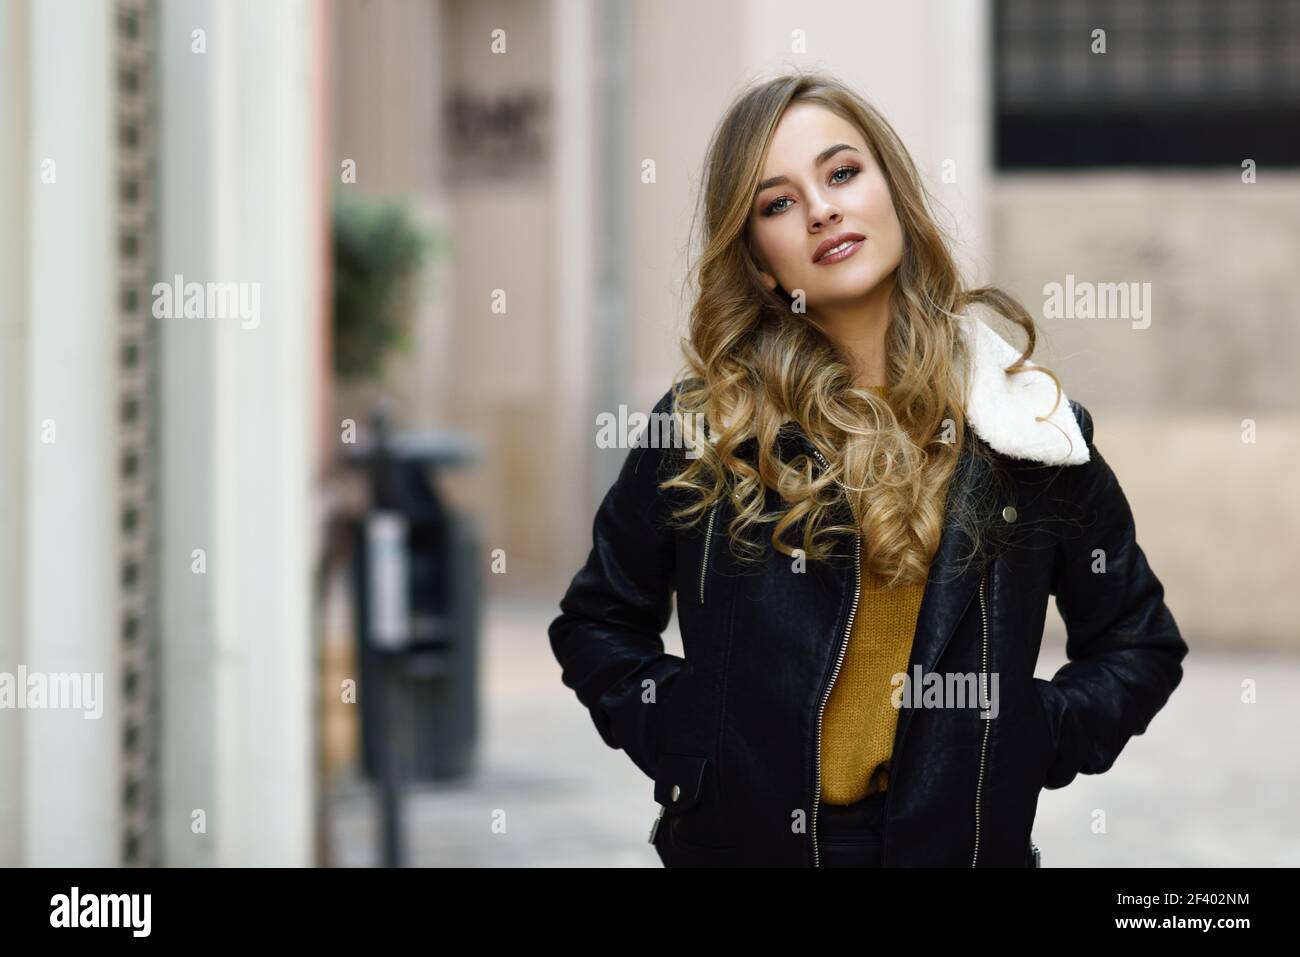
[548,71,1188,867]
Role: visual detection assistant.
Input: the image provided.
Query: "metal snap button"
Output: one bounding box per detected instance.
[1002,505,1018,523]
[671,784,681,802]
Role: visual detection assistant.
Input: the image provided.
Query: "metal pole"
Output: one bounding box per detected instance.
[377,653,404,868]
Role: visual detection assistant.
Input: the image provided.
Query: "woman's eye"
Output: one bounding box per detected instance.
[762,167,859,216]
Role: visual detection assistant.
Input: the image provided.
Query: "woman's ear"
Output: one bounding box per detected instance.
[747,235,779,292]
[753,254,779,291]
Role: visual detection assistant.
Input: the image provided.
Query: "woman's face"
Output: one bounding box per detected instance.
[749,103,905,314]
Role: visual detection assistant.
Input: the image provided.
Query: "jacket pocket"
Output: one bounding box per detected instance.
[654,661,718,763]
[1030,677,1059,783]
[654,750,738,854]
[655,751,709,811]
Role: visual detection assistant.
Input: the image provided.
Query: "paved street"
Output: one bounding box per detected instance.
[327,596,1299,867]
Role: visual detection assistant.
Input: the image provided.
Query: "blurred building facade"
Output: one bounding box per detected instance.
[990,0,1300,647]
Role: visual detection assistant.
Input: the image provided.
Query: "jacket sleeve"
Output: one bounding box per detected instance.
[1037,399,1189,790]
[548,385,688,783]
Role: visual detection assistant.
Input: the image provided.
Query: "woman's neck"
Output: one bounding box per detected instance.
[812,277,895,391]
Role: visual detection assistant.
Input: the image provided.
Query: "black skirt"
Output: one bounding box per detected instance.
[817,789,887,867]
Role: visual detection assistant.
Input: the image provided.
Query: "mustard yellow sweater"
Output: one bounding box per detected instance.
[819,383,934,805]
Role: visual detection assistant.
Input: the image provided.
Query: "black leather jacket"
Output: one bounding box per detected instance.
[549,381,1188,867]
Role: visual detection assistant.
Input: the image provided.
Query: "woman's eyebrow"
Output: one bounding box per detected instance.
[756,143,859,192]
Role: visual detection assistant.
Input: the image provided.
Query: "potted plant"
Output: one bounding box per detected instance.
[331,194,437,386]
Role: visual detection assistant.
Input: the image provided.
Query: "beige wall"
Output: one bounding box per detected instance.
[993,174,1300,649]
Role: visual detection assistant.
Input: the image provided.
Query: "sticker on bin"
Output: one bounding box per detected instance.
[367,511,410,649]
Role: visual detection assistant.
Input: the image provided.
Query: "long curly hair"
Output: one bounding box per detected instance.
[660,70,1064,588]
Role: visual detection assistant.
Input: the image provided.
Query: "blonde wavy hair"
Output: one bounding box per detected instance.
[661,70,1065,588]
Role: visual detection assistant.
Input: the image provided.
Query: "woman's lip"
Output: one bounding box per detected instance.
[813,238,864,265]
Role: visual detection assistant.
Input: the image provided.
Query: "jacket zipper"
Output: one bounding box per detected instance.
[970,570,990,867]
[698,502,719,605]
[808,447,861,868]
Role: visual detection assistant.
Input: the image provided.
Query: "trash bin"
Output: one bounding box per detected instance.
[343,415,482,784]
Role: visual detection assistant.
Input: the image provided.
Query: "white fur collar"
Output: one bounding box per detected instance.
[958,311,1089,466]
[701,312,1090,466]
